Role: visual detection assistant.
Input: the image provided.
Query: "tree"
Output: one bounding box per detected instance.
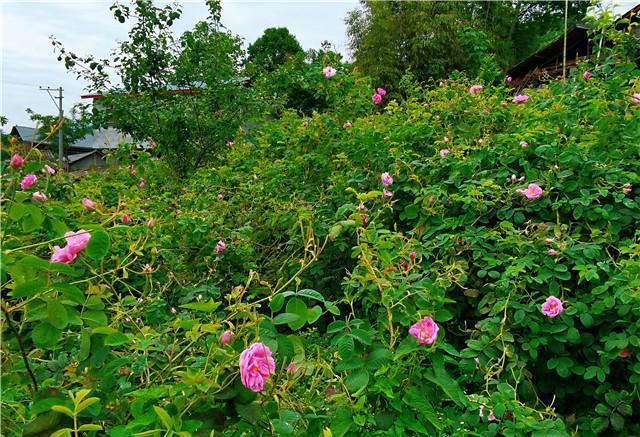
[247,27,304,72]
[346,0,591,86]
[51,0,257,176]
[26,105,93,149]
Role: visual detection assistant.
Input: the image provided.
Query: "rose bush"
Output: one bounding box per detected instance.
[2,24,639,437]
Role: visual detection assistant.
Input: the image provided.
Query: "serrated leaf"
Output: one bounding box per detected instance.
[32,322,61,348]
[345,369,369,392]
[337,335,354,360]
[105,332,130,346]
[12,279,48,298]
[349,328,372,345]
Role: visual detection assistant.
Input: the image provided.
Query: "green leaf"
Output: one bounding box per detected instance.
[427,353,467,406]
[271,419,294,435]
[85,230,110,261]
[22,205,45,232]
[32,322,62,348]
[153,406,174,430]
[78,424,103,431]
[78,329,91,361]
[306,305,323,324]
[403,387,441,431]
[349,328,372,345]
[367,348,392,370]
[50,428,72,437]
[12,279,48,298]
[105,332,130,346]
[344,369,369,392]
[297,289,325,302]
[285,297,307,331]
[47,300,69,329]
[51,405,74,417]
[269,293,286,312]
[337,335,354,360]
[82,310,108,328]
[179,298,220,312]
[273,313,300,325]
[76,397,100,414]
[327,320,346,334]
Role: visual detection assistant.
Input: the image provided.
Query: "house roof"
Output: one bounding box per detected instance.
[10,125,50,144]
[70,127,131,150]
[508,24,591,78]
[66,150,101,164]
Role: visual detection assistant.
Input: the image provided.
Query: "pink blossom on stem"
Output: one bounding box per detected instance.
[517,183,543,200]
[520,141,529,148]
[409,251,416,261]
[382,188,393,198]
[372,93,383,104]
[65,229,91,254]
[32,191,47,202]
[322,66,337,78]
[302,121,308,127]
[220,330,232,345]
[469,84,483,95]
[10,154,24,168]
[547,249,557,256]
[512,94,529,104]
[20,174,36,189]
[440,149,450,158]
[147,217,156,227]
[239,342,276,392]
[376,87,387,96]
[51,245,77,264]
[541,296,564,318]
[286,362,296,376]
[216,240,226,253]
[380,172,393,186]
[44,164,55,174]
[488,411,497,422]
[343,121,352,129]
[443,136,449,143]
[622,183,632,195]
[632,92,640,105]
[506,76,513,83]
[583,71,592,79]
[122,214,130,224]
[82,198,96,210]
[408,317,439,345]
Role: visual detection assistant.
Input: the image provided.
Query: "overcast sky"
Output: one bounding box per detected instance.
[1,0,358,129]
[1,1,636,130]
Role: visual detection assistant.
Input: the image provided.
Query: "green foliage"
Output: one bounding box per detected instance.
[2,9,640,437]
[247,27,304,73]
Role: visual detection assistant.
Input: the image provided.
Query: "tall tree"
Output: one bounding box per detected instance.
[346,0,591,86]
[247,27,304,72]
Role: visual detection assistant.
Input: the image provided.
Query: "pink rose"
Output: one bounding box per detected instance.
[380,172,393,186]
[82,198,96,210]
[506,76,513,83]
[147,217,156,227]
[469,84,483,95]
[32,191,47,202]
[361,214,367,226]
[220,330,232,345]
[479,405,485,418]
[438,81,444,87]
[541,295,564,318]
[372,93,383,104]
[517,183,543,200]
[632,92,640,105]
[488,411,497,422]
[286,362,296,376]
[122,214,130,224]
[20,174,37,189]
[138,181,145,188]
[409,251,416,261]
[343,121,352,129]
[10,154,24,168]
[382,188,393,198]
[547,249,557,255]
[171,307,177,315]
[357,203,366,211]
[520,141,529,148]
[376,87,387,96]
[622,183,632,195]
[440,149,450,158]
[65,229,91,254]
[409,316,439,345]
[239,342,276,392]
[43,164,55,174]
[302,121,308,127]
[443,136,449,143]
[583,71,592,79]
[512,94,529,104]
[50,245,77,264]
[216,240,226,253]
[322,66,337,78]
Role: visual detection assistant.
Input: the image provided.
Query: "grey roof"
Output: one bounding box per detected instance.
[10,125,50,144]
[67,150,101,164]
[70,127,131,150]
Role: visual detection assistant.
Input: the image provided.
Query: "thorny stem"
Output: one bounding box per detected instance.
[1,303,38,392]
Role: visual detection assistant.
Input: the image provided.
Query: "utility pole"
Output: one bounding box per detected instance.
[39,86,64,168]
